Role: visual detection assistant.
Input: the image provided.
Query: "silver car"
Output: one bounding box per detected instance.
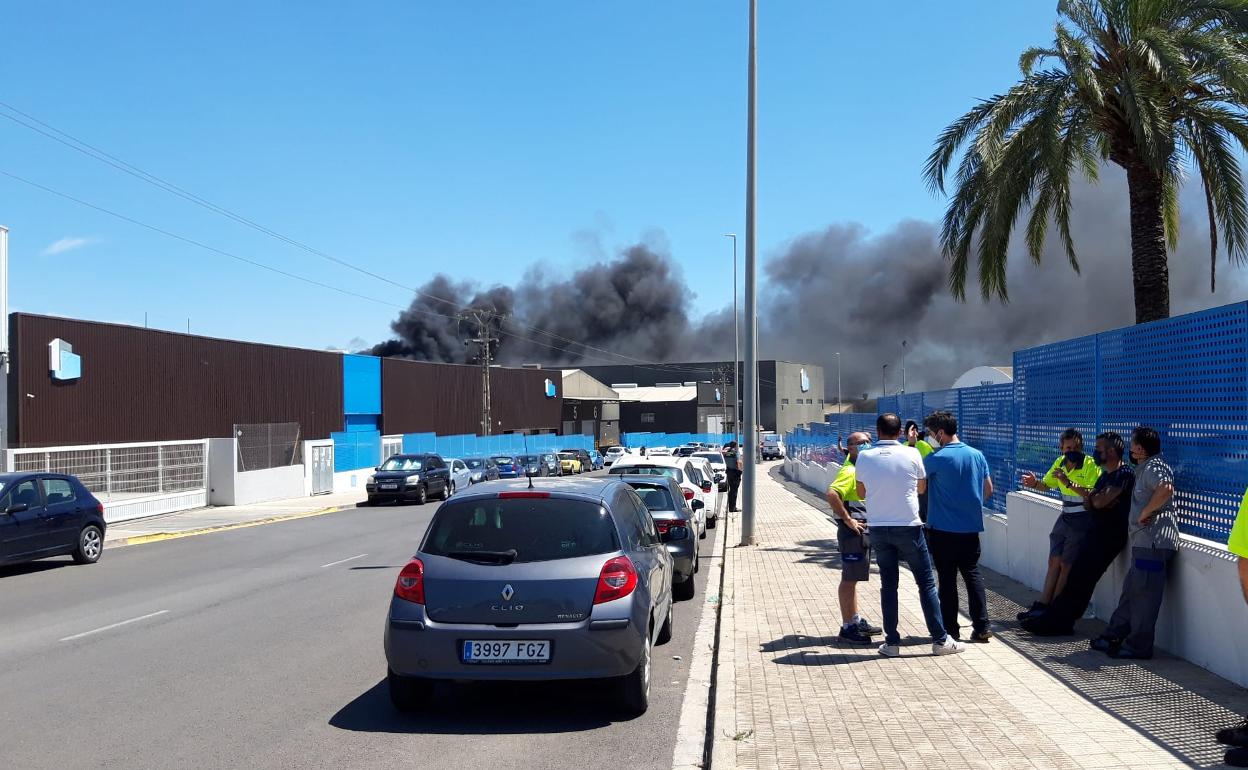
[384,478,676,716]
[443,458,473,495]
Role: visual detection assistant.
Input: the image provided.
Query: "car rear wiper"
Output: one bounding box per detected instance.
[445,549,518,565]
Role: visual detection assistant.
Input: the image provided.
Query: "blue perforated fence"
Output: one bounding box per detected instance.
[788,301,1248,542]
[620,433,733,449]
[335,431,596,471]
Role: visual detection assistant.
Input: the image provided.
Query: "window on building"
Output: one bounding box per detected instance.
[781,399,790,405]
[641,413,656,424]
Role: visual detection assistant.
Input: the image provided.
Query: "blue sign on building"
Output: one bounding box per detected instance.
[49,338,81,381]
[544,378,557,398]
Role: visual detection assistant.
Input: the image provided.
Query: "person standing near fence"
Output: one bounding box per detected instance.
[1018,429,1102,620]
[1092,427,1178,660]
[1216,487,1248,767]
[825,431,884,645]
[922,410,994,642]
[855,413,966,657]
[723,441,743,512]
[905,420,934,523]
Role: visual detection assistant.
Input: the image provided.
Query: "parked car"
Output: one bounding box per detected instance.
[620,474,698,600]
[540,452,562,476]
[647,447,673,457]
[557,452,583,475]
[443,458,473,496]
[674,446,697,457]
[367,454,452,505]
[561,448,593,473]
[694,451,729,492]
[517,454,549,477]
[684,457,724,531]
[608,457,709,537]
[384,478,676,715]
[0,473,106,568]
[589,450,605,470]
[493,455,525,479]
[464,457,500,484]
[603,447,630,467]
[761,434,785,460]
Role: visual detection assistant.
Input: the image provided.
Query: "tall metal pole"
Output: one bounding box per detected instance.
[882,364,889,398]
[741,0,759,546]
[900,339,907,394]
[0,225,8,449]
[725,233,739,445]
[836,352,842,413]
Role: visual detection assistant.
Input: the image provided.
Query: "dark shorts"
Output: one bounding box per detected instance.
[836,520,871,582]
[1049,512,1093,564]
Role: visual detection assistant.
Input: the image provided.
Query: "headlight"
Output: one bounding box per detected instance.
[405,474,421,487]
[367,475,376,484]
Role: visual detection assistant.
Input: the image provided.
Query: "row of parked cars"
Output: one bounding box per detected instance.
[364,449,605,506]
[384,460,719,717]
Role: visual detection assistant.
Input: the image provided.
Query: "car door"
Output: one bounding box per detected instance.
[39,476,83,550]
[430,457,450,494]
[620,489,669,617]
[0,478,52,559]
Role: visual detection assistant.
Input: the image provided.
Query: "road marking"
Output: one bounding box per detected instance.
[119,506,343,547]
[320,553,368,568]
[59,610,170,642]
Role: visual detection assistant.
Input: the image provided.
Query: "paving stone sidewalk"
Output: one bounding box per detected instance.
[710,464,1248,770]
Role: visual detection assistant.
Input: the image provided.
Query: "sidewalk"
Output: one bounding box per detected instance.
[104,490,363,545]
[711,464,1248,770]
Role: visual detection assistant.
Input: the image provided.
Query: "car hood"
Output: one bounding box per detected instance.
[374,471,419,481]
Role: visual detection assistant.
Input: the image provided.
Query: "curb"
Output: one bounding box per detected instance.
[671,511,731,770]
[110,505,345,547]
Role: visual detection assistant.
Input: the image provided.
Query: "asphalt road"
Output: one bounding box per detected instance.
[0,472,720,770]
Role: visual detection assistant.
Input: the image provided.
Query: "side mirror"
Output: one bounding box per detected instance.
[701,482,713,493]
[661,525,690,543]
[690,499,705,511]
[7,503,29,514]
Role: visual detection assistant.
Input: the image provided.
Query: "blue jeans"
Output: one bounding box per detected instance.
[871,525,949,646]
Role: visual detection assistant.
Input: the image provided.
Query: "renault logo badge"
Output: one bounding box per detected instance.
[501,584,515,601]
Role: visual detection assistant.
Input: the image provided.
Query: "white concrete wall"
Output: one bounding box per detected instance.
[994,491,1248,689]
[333,468,374,496]
[208,437,309,506]
[207,438,237,506]
[781,459,1248,689]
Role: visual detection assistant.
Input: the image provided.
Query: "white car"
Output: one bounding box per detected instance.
[608,456,710,537]
[442,458,474,495]
[647,447,673,457]
[684,456,724,530]
[603,446,630,467]
[694,451,729,492]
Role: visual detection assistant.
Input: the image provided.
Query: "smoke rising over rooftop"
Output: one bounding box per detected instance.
[372,169,1248,400]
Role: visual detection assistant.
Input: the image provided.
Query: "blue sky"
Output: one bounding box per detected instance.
[1,1,1054,350]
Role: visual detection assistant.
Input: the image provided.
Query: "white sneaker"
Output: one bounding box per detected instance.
[878,643,901,657]
[933,637,968,655]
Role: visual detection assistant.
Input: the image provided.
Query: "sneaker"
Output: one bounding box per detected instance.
[1109,645,1152,660]
[1089,636,1120,654]
[838,626,874,646]
[1016,601,1047,621]
[856,617,883,636]
[1226,747,1248,768]
[933,637,968,655]
[970,630,993,643]
[1216,719,1248,747]
[878,643,901,657]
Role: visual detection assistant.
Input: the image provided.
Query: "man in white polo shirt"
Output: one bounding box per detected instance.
[856,413,967,657]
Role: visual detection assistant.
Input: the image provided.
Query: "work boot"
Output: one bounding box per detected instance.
[1217,718,1248,747]
[856,617,883,636]
[1016,601,1047,621]
[1226,747,1248,767]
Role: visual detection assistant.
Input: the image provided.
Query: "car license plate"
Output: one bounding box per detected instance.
[462,640,550,664]
[379,483,398,490]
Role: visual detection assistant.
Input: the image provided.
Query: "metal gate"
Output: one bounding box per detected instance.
[311,445,334,495]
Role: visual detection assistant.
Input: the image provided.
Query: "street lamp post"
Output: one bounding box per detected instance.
[835,352,842,413]
[882,364,889,398]
[901,339,907,394]
[741,0,759,547]
[725,233,739,445]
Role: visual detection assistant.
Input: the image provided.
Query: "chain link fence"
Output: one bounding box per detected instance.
[234,423,302,472]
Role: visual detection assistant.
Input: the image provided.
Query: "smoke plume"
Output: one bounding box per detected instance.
[372,167,1248,400]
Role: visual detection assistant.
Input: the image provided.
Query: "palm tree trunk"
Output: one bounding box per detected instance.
[1126,162,1171,323]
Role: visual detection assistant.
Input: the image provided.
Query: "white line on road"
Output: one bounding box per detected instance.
[320,553,368,568]
[59,610,170,642]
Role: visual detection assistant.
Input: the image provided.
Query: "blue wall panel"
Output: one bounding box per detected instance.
[343,354,382,416]
[332,430,381,472]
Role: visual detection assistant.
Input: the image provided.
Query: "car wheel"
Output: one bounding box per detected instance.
[362,496,375,507]
[657,600,674,644]
[72,524,104,564]
[674,573,695,601]
[414,485,428,505]
[388,668,434,712]
[437,482,450,501]
[707,513,717,529]
[699,521,708,540]
[449,481,457,497]
[618,632,651,716]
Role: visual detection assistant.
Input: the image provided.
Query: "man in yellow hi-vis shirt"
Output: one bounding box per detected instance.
[1217,489,1248,766]
[1018,428,1102,620]
[826,431,883,646]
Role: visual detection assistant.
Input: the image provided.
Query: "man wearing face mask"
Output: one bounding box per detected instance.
[826,431,884,645]
[1018,428,1102,620]
[922,411,994,642]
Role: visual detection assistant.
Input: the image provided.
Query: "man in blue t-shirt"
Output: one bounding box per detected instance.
[923,410,994,642]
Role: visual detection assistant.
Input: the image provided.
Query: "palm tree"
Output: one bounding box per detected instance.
[925,0,1248,323]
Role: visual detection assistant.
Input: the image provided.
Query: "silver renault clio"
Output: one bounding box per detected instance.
[384,477,677,716]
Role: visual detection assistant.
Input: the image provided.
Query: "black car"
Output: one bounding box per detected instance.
[561,448,593,474]
[366,454,452,505]
[0,473,107,568]
[619,474,700,600]
[517,454,551,477]
[463,457,500,484]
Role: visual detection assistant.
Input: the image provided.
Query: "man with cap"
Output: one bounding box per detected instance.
[723,441,743,512]
[826,431,884,645]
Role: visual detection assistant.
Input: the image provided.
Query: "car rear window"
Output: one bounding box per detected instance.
[423,498,619,563]
[694,453,724,463]
[465,458,485,469]
[493,456,515,464]
[627,484,677,512]
[609,465,685,484]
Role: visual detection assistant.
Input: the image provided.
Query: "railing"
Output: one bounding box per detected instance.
[4,439,209,505]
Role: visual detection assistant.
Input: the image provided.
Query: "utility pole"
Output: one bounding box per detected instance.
[725,233,740,446]
[463,310,500,436]
[900,339,907,394]
[836,352,842,414]
[741,0,759,547]
[882,364,889,398]
[0,225,8,449]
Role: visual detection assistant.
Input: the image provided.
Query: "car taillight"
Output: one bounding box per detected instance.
[683,488,695,500]
[594,556,638,604]
[394,558,426,605]
[655,518,687,535]
[96,503,105,515]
